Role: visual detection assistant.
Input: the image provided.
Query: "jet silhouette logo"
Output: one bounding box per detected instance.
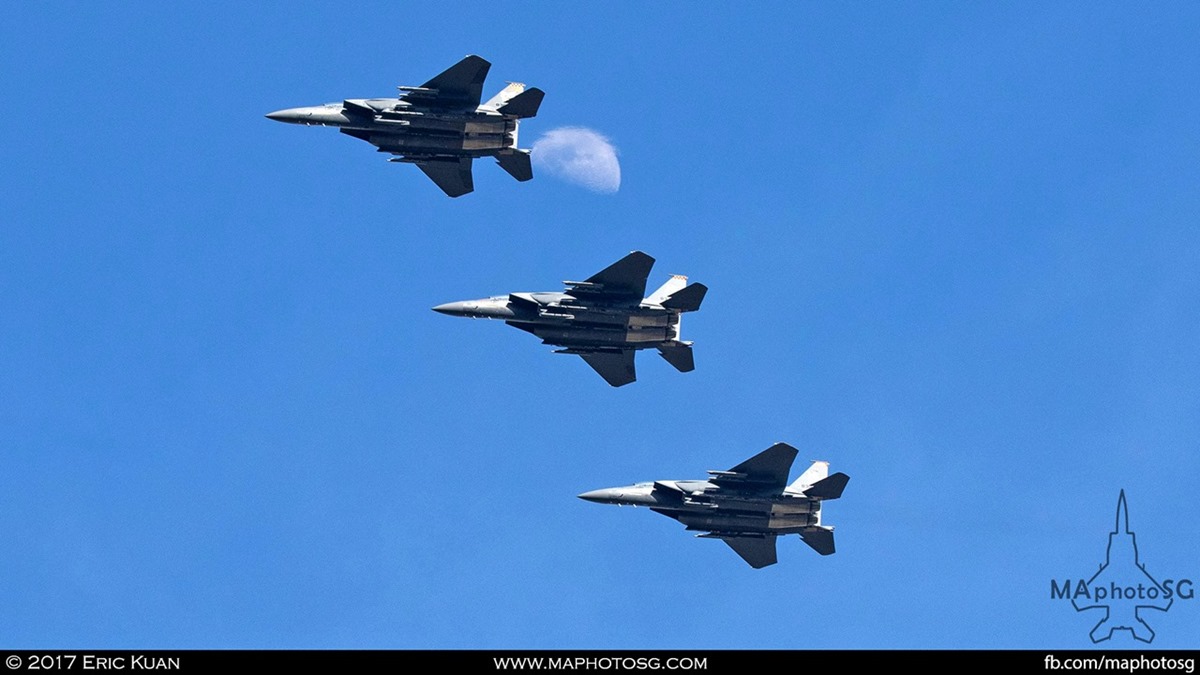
[1051,491,1194,643]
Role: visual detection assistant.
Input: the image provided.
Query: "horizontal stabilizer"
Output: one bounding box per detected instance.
[657,344,694,373]
[661,283,707,312]
[497,87,545,118]
[719,535,778,569]
[804,472,849,500]
[496,151,533,182]
[800,527,836,556]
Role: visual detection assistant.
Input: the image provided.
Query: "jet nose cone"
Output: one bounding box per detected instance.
[265,108,306,123]
[432,301,468,316]
[578,488,621,504]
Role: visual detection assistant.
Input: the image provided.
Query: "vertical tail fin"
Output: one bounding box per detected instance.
[786,460,828,494]
[483,82,526,109]
[646,275,688,305]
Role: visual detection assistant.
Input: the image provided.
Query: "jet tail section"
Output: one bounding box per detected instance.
[496,151,533,182]
[497,87,545,118]
[661,283,708,312]
[657,343,695,373]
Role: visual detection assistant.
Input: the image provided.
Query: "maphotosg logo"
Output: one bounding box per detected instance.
[1050,491,1193,643]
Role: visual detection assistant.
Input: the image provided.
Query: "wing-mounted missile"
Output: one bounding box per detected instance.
[397,85,439,99]
[563,280,603,292]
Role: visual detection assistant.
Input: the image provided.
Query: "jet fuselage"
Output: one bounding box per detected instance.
[578,443,848,566]
[266,55,542,197]
[578,481,823,537]
[266,99,518,157]
[432,251,705,386]
[433,292,682,350]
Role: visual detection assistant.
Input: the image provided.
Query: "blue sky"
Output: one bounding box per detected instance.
[2,2,1198,649]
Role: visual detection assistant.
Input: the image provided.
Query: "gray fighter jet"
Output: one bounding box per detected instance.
[579,443,848,568]
[266,55,543,197]
[432,251,706,387]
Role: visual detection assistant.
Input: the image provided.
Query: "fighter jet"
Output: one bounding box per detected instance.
[266,55,543,197]
[432,251,706,387]
[579,443,849,568]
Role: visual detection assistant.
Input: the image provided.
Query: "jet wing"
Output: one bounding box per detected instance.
[415,158,475,198]
[402,55,491,109]
[720,535,778,569]
[713,443,799,491]
[338,129,475,197]
[578,350,637,387]
[565,251,655,304]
